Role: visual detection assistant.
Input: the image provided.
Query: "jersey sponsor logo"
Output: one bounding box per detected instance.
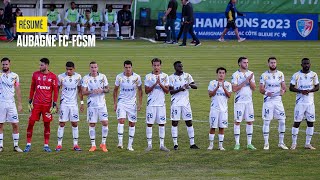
[64,87,77,91]
[1,81,13,88]
[37,85,51,90]
[121,88,135,92]
[296,18,313,37]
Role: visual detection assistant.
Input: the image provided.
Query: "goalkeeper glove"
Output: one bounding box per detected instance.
[50,102,57,114]
[28,99,33,112]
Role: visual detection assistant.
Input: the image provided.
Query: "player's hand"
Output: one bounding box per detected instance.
[156,76,161,85]
[18,103,23,112]
[179,86,186,91]
[52,21,57,24]
[280,89,285,96]
[80,104,84,112]
[50,102,57,114]
[266,92,273,97]
[137,104,142,111]
[183,84,190,90]
[114,104,117,112]
[301,90,309,95]
[28,99,33,112]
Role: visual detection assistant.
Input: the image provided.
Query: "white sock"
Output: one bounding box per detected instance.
[77,24,81,35]
[102,126,108,145]
[187,126,195,145]
[0,133,3,147]
[105,31,108,38]
[146,127,152,146]
[278,119,285,144]
[89,126,96,146]
[209,133,215,146]
[57,26,63,36]
[263,120,270,145]
[57,126,64,146]
[306,127,314,145]
[116,31,119,37]
[80,27,85,36]
[171,126,178,146]
[66,25,71,36]
[72,126,79,146]
[159,126,165,147]
[292,127,299,145]
[218,134,224,147]
[13,133,19,147]
[246,124,253,145]
[234,124,240,145]
[90,26,95,35]
[128,126,135,148]
[44,144,49,147]
[118,123,124,146]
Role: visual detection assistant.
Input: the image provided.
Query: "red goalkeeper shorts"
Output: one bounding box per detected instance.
[29,104,53,122]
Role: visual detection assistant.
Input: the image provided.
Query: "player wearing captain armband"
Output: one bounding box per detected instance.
[259,57,288,150]
[290,58,319,150]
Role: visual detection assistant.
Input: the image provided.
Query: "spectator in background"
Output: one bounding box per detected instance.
[117,5,134,40]
[91,4,105,40]
[104,5,120,40]
[0,8,5,29]
[47,4,64,37]
[65,1,80,38]
[80,10,94,36]
[163,0,178,44]
[3,0,14,42]
[12,8,22,39]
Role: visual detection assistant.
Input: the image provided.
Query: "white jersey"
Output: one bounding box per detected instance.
[145,72,169,106]
[260,70,285,103]
[169,72,194,106]
[231,70,255,103]
[290,70,319,104]
[208,80,232,111]
[115,72,142,105]
[58,72,82,106]
[81,73,109,108]
[0,71,19,103]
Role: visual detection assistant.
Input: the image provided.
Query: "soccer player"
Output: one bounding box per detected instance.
[260,57,288,150]
[24,58,59,152]
[145,58,170,152]
[207,67,232,151]
[82,62,110,152]
[0,57,23,152]
[46,4,63,37]
[55,61,84,152]
[169,61,199,150]
[80,10,94,36]
[91,4,105,40]
[231,57,256,150]
[218,0,245,42]
[64,1,80,38]
[290,58,319,150]
[104,5,120,40]
[113,60,143,151]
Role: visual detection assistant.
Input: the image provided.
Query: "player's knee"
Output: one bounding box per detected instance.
[101,121,108,126]
[307,121,314,127]
[234,122,240,125]
[209,128,215,134]
[59,122,66,127]
[0,123,3,129]
[172,121,178,127]
[71,122,77,127]
[89,123,96,127]
[129,121,135,127]
[185,120,192,127]
[118,119,125,124]
[247,121,253,125]
[293,122,301,128]
[159,124,164,127]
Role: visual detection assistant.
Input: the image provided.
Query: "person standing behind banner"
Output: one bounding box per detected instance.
[163,0,178,44]
[179,0,200,47]
[3,0,13,42]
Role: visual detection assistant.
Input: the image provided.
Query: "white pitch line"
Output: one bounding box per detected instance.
[17,114,319,134]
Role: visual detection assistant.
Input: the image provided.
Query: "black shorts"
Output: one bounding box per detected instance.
[226,21,237,29]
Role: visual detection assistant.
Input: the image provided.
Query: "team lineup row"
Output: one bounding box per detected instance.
[0,56,319,153]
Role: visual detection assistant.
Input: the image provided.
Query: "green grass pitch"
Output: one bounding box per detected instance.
[0,40,319,179]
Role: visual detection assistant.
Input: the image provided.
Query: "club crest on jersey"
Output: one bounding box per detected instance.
[69,78,72,82]
[38,77,41,80]
[43,76,46,81]
[296,19,313,38]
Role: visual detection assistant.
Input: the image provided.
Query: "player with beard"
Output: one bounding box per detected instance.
[259,57,288,150]
[290,58,319,150]
[231,57,256,150]
[0,57,23,152]
[24,58,59,152]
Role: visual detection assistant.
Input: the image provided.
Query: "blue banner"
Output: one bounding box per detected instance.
[159,12,318,40]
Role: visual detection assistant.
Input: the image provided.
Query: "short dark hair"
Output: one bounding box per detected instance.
[50,4,56,9]
[124,60,132,66]
[0,8,4,11]
[85,9,91,13]
[15,8,21,13]
[71,2,75,5]
[40,58,50,65]
[301,58,310,63]
[173,61,182,67]
[238,57,247,64]
[107,5,113,9]
[90,61,97,65]
[216,67,227,74]
[66,61,75,68]
[92,4,97,8]
[268,57,277,62]
[1,57,10,62]
[151,58,162,65]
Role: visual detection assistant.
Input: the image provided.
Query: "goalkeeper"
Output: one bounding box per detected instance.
[218,0,245,42]
[24,58,59,153]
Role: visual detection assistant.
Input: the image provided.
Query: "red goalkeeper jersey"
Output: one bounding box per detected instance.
[29,71,59,106]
